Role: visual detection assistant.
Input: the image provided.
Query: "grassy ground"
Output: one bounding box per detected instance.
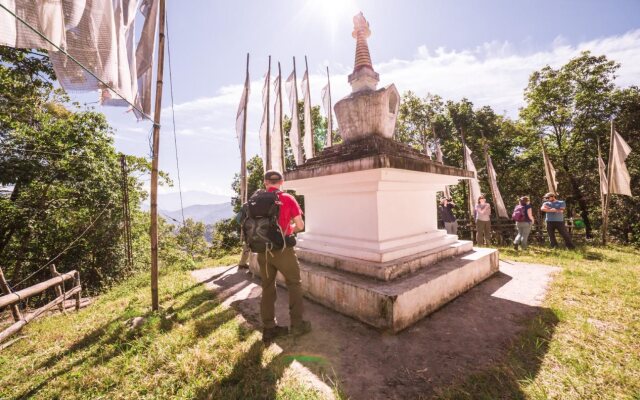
[435,244,640,400]
[1,245,639,399]
[0,254,333,400]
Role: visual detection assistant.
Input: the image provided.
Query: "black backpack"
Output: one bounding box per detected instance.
[241,190,286,253]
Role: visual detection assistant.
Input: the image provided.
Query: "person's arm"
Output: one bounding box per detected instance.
[527,207,535,224]
[541,202,555,212]
[292,215,304,232]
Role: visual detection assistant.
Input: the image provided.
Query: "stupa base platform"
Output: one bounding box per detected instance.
[249,246,499,333]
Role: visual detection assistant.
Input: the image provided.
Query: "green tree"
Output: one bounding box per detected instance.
[521,51,619,237]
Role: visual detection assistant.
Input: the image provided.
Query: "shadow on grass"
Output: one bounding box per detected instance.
[193,340,293,400]
[212,267,562,400]
[15,277,240,400]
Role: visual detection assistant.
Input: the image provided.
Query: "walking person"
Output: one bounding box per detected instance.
[512,196,534,250]
[240,170,312,342]
[540,192,575,250]
[439,197,458,235]
[475,195,492,246]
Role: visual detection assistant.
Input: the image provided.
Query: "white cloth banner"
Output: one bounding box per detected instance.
[271,76,284,173]
[485,151,508,218]
[541,143,558,195]
[609,131,632,196]
[598,155,608,196]
[285,71,302,165]
[321,82,332,147]
[101,0,138,106]
[133,0,158,119]
[301,70,314,160]
[464,145,482,214]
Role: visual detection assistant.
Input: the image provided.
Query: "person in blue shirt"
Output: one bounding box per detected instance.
[540,192,575,249]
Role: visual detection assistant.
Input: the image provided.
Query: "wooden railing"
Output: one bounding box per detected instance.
[0,265,81,344]
[452,219,586,245]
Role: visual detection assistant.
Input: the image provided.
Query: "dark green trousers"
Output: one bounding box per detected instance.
[257,247,304,329]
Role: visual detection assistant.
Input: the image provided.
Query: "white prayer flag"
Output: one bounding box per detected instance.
[259,70,270,170]
[301,69,314,159]
[541,142,558,195]
[321,82,332,147]
[464,145,483,214]
[609,131,632,196]
[285,71,302,165]
[485,150,508,218]
[598,155,608,196]
[235,76,249,151]
[271,75,284,173]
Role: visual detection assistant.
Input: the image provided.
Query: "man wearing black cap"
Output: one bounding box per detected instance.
[257,170,311,342]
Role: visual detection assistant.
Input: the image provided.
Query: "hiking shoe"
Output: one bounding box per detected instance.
[513,243,519,251]
[262,326,288,342]
[238,264,250,269]
[290,320,312,337]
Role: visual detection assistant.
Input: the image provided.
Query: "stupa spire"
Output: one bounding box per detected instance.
[348,12,380,93]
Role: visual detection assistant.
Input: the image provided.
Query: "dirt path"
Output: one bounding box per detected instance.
[192,260,559,399]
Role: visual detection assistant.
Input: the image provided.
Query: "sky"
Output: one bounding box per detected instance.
[87,0,640,204]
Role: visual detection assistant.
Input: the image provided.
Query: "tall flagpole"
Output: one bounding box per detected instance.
[603,119,615,246]
[266,56,272,170]
[150,0,166,311]
[278,62,285,170]
[292,57,303,163]
[304,55,314,159]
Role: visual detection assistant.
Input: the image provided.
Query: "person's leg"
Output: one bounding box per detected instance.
[452,221,458,235]
[547,221,558,248]
[257,252,279,329]
[272,248,305,328]
[514,222,523,246]
[557,222,576,249]
[239,243,251,267]
[444,222,453,234]
[476,222,483,245]
[484,221,492,245]
[521,222,532,249]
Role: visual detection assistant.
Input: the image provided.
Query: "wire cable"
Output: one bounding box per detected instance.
[0,3,153,120]
[165,15,186,227]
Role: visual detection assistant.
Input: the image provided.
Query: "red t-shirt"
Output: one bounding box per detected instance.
[267,187,302,235]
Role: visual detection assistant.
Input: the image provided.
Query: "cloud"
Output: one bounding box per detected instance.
[118,29,640,198]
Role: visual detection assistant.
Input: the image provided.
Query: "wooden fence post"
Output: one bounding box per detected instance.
[0,267,22,322]
[73,271,81,311]
[49,264,66,314]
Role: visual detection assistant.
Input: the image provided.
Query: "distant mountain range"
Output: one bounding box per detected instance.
[141,191,234,225]
[159,203,234,226]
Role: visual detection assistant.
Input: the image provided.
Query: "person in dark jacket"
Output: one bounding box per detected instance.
[439,198,458,235]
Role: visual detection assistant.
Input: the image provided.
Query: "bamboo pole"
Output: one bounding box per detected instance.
[49,264,66,314]
[278,62,285,170]
[0,268,21,322]
[304,55,314,159]
[292,57,303,164]
[150,0,166,311]
[265,56,272,170]
[0,270,77,309]
[0,286,81,343]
